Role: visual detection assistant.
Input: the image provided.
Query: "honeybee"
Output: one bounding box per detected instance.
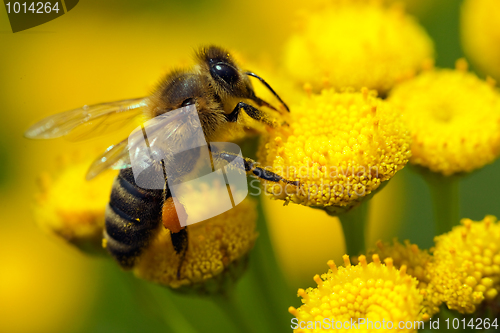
[25,46,296,277]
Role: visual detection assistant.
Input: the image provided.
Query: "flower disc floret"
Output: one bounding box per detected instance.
[367,240,438,318]
[389,65,500,175]
[133,199,257,294]
[427,216,500,314]
[34,156,116,253]
[289,255,422,332]
[259,89,411,212]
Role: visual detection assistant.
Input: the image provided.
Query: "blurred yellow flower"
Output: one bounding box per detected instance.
[34,154,116,254]
[0,205,98,333]
[283,0,433,94]
[263,198,345,286]
[386,0,434,17]
[258,88,410,214]
[133,198,258,293]
[289,254,422,332]
[461,0,500,82]
[389,62,500,176]
[427,215,500,314]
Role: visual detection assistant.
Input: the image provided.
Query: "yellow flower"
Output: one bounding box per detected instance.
[427,215,500,314]
[34,154,116,254]
[283,0,434,94]
[258,88,411,213]
[289,255,422,332]
[367,240,431,288]
[461,0,500,82]
[133,198,258,293]
[366,240,438,318]
[388,62,500,176]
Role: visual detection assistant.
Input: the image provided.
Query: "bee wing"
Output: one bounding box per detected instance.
[86,113,185,180]
[24,97,148,141]
[86,139,131,180]
[88,105,202,181]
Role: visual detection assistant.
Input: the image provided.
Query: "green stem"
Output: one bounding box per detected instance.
[212,292,257,333]
[337,201,369,256]
[425,173,460,235]
[152,286,200,333]
[115,261,197,333]
[124,273,199,333]
[252,195,296,332]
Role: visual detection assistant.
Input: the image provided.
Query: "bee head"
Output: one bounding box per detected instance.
[196,45,254,99]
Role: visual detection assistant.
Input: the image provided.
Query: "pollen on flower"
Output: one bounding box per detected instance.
[289,254,422,332]
[388,65,500,175]
[258,89,411,212]
[427,216,500,314]
[283,0,434,94]
[34,155,116,253]
[133,198,257,293]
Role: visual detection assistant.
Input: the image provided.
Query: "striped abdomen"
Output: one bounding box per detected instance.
[104,168,166,268]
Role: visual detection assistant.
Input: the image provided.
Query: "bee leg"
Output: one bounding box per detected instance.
[213,150,300,187]
[226,102,278,128]
[171,227,188,279]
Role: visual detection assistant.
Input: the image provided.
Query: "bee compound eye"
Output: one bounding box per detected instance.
[210,63,239,85]
[181,98,195,107]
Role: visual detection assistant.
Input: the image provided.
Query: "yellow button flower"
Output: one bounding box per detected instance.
[427,215,500,314]
[283,0,434,94]
[461,0,500,82]
[34,154,116,254]
[388,62,500,176]
[258,88,411,213]
[133,198,257,293]
[367,240,439,318]
[289,255,422,332]
[367,240,432,288]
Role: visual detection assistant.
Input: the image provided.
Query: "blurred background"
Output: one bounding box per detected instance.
[1,0,500,332]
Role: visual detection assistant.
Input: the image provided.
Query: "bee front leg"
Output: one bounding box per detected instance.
[213,150,299,187]
[226,102,278,128]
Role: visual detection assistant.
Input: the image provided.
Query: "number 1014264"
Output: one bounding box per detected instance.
[5,2,60,14]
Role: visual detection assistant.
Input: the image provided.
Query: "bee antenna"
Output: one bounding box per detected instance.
[245,72,290,112]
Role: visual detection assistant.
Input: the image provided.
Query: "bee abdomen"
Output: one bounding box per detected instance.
[104,168,165,268]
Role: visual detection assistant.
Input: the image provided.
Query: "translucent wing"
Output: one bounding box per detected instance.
[24,97,148,141]
[86,139,131,180]
[86,106,192,180]
[127,105,206,189]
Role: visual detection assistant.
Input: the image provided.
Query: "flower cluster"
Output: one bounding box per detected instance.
[290,216,500,329]
[27,0,500,330]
